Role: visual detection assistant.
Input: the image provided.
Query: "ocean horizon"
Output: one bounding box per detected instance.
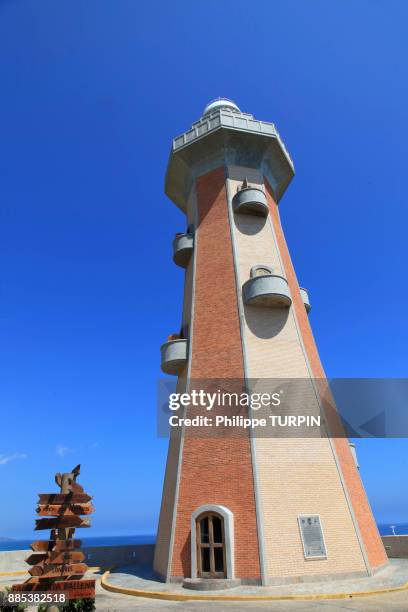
[0,525,406,552]
[0,534,156,552]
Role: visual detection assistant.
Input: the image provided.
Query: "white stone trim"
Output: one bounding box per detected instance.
[225,167,267,585]
[165,187,199,582]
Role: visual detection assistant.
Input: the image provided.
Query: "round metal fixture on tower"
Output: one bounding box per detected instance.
[202,98,240,116]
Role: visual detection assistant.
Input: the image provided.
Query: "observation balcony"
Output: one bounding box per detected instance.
[173,232,194,268]
[243,274,291,308]
[161,335,188,375]
[349,442,360,469]
[299,288,311,313]
[232,185,268,217]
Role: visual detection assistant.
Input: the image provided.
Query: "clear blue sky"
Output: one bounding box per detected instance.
[0,0,407,539]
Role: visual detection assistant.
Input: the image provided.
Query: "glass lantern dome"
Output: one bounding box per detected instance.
[202,98,240,117]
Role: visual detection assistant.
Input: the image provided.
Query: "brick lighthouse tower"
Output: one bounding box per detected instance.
[154,99,387,586]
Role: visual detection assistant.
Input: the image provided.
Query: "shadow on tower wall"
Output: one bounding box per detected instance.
[244,305,289,339]
[233,212,267,235]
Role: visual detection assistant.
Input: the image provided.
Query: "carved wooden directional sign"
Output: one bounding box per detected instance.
[29,563,88,578]
[26,551,85,565]
[12,580,96,600]
[35,516,91,530]
[25,553,48,565]
[36,503,94,516]
[31,539,83,552]
[49,551,85,564]
[38,493,92,504]
[12,465,95,601]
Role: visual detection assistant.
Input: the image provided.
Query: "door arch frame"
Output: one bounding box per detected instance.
[191,504,234,579]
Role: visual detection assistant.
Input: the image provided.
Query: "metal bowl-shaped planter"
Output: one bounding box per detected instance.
[243,275,291,308]
[232,187,268,217]
[161,339,188,375]
[173,233,194,268]
[299,288,311,313]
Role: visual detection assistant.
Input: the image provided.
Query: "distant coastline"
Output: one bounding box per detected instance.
[0,526,406,552]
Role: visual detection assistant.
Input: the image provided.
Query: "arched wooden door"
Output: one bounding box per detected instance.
[196,512,226,578]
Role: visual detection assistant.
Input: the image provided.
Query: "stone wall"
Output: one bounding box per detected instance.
[382,536,408,558]
[0,544,155,573]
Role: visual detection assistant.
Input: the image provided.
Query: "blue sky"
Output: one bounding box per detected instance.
[0,0,407,539]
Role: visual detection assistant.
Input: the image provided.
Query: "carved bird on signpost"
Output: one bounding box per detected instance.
[55,465,84,494]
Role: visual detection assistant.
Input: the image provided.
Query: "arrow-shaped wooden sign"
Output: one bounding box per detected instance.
[48,551,86,564]
[38,493,92,504]
[25,552,47,565]
[35,517,91,530]
[29,562,88,578]
[25,551,85,565]
[36,503,94,517]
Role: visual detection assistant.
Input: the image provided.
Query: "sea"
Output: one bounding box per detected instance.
[0,526,406,552]
[0,534,156,552]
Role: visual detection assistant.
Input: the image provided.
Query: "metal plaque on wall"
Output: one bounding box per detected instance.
[298,515,327,558]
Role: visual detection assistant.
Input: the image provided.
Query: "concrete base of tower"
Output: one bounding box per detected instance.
[168,569,369,587]
[264,569,368,586]
[183,578,241,591]
[101,559,408,601]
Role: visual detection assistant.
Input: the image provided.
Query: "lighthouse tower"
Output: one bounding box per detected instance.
[154,99,387,586]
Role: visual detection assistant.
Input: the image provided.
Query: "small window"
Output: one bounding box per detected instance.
[251,265,273,278]
[212,516,223,543]
[202,547,210,572]
[200,517,209,543]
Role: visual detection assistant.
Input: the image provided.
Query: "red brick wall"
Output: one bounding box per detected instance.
[265,179,387,570]
[170,166,261,580]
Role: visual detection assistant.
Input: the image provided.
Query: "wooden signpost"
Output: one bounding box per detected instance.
[12,465,95,602]
[37,503,94,516]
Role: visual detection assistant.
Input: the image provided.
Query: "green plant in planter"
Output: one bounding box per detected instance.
[0,587,28,611]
